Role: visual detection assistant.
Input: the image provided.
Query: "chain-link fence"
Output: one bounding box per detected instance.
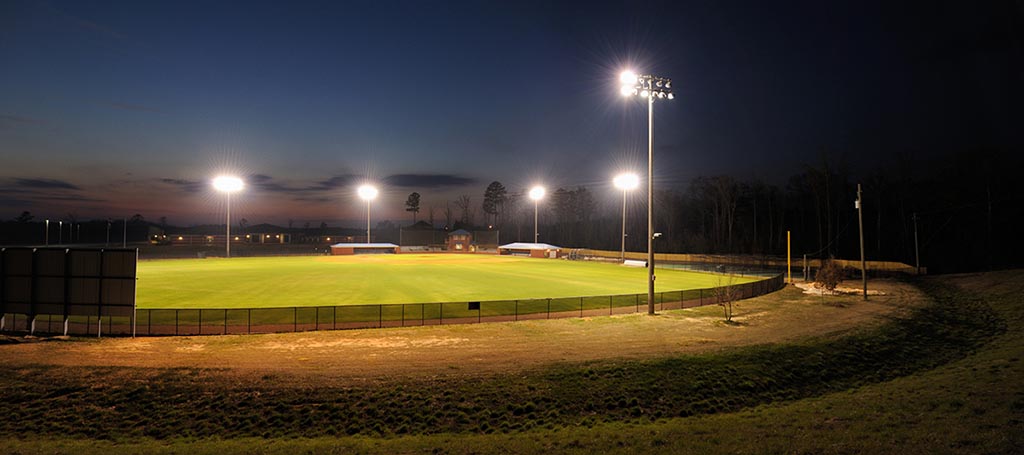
[3,274,784,337]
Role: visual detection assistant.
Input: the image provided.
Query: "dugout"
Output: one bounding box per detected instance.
[498,242,563,258]
[330,243,400,255]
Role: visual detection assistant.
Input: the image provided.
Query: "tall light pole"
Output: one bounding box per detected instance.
[58,220,63,245]
[529,186,545,243]
[620,70,674,315]
[358,184,379,243]
[856,183,867,300]
[213,176,244,258]
[45,219,49,246]
[912,212,920,275]
[613,173,640,261]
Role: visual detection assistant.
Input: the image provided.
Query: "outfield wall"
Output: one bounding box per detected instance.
[5,273,785,336]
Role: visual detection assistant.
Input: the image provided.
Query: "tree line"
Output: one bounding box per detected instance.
[398,148,1020,274]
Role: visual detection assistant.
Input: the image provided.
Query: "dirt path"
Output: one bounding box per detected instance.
[0,280,923,386]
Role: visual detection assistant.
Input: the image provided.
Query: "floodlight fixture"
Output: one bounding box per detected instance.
[212,175,244,258]
[619,70,637,85]
[358,184,379,201]
[618,68,675,315]
[213,176,244,193]
[529,186,545,200]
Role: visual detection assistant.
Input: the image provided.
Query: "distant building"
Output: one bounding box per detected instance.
[447,229,473,252]
[498,242,562,258]
[330,243,400,255]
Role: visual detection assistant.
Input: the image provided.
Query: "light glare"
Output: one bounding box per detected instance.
[358,184,379,201]
[620,86,634,97]
[614,173,640,190]
[619,70,637,85]
[212,176,244,193]
[529,186,545,201]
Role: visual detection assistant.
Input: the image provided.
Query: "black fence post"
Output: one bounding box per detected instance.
[174,309,179,336]
[198,309,202,335]
[378,305,382,328]
[247,308,251,334]
[440,303,444,325]
[315,307,319,331]
[514,300,518,321]
[579,297,583,317]
[635,294,639,313]
[401,304,405,327]
[547,298,551,319]
[333,306,337,330]
[421,303,425,326]
[609,295,613,315]
[223,309,227,335]
[293,307,297,332]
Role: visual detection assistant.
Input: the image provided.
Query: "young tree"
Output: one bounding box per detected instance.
[713,270,741,323]
[815,259,844,294]
[482,181,507,226]
[405,192,421,223]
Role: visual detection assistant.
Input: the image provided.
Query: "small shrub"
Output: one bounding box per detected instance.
[815,259,843,293]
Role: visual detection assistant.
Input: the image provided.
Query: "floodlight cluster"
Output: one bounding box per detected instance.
[619,70,674,100]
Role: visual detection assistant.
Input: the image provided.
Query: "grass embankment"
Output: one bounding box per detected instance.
[2,274,1019,453]
[136,255,757,309]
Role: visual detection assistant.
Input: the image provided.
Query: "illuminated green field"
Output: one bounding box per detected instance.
[137,254,757,309]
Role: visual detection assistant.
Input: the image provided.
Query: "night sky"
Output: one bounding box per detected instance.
[2,0,1020,226]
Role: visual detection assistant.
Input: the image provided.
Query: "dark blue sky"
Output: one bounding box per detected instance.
[2,0,1020,225]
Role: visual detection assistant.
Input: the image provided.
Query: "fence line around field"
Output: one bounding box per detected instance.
[2,274,785,337]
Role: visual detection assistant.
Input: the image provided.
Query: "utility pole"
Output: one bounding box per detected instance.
[45,219,49,246]
[106,219,111,247]
[856,184,867,300]
[912,213,920,275]
[123,218,127,248]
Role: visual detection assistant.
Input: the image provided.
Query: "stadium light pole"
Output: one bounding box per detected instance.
[358,184,379,243]
[620,69,674,315]
[213,176,244,258]
[613,173,640,261]
[58,220,63,245]
[45,219,49,246]
[529,186,545,243]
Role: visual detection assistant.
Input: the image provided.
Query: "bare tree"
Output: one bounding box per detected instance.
[454,195,473,226]
[713,270,741,323]
[443,202,453,229]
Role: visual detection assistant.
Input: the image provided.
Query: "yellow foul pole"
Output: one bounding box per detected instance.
[787,230,792,284]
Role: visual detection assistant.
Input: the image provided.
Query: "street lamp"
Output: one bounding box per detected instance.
[620,69,674,315]
[58,220,63,245]
[213,175,244,258]
[613,173,640,261]
[358,184,379,242]
[45,219,49,246]
[529,186,545,243]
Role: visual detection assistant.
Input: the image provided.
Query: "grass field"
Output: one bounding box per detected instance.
[2,273,1020,453]
[137,254,758,309]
